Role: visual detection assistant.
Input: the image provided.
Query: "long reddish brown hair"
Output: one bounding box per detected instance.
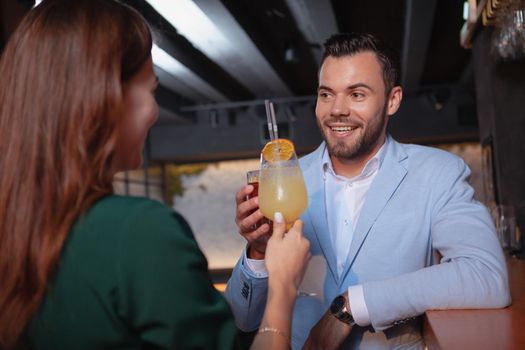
[0,0,152,347]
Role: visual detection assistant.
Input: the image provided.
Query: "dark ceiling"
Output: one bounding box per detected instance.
[126,0,470,103]
[2,0,478,162]
[130,0,477,162]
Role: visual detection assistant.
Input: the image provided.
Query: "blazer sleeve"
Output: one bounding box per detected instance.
[223,251,269,331]
[114,200,238,349]
[362,156,511,331]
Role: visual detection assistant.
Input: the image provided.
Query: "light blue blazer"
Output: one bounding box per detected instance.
[225,136,510,349]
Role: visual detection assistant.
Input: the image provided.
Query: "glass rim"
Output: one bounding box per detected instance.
[246,169,259,183]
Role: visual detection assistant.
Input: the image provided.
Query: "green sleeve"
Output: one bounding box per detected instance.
[115,199,238,349]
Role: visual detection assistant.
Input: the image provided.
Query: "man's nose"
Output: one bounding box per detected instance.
[330,95,350,116]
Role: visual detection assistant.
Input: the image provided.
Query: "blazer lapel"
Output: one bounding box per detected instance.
[301,144,339,284]
[340,137,408,284]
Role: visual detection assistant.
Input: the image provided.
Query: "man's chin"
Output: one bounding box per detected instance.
[326,141,359,160]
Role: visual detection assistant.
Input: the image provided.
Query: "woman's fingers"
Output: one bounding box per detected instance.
[266,217,311,291]
[272,212,286,240]
[289,219,304,236]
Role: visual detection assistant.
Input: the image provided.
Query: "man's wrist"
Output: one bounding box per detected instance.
[344,292,351,312]
[247,244,265,260]
[330,293,355,326]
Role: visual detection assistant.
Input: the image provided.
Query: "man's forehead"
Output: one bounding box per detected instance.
[319,54,382,80]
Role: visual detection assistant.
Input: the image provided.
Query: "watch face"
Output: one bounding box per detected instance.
[330,295,345,314]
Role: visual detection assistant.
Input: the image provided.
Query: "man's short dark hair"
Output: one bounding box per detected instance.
[321,33,400,94]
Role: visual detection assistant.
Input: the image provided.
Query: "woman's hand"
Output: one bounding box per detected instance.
[251,212,310,350]
[265,212,310,293]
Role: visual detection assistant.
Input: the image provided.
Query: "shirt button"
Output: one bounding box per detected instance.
[344,219,349,226]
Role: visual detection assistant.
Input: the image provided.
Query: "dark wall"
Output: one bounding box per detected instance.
[472,26,525,254]
[148,89,479,164]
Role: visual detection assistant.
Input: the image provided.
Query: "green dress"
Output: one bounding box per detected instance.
[25,195,238,349]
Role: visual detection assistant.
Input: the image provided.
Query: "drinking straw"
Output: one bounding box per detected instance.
[264,99,279,141]
[264,99,275,140]
[269,101,279,140]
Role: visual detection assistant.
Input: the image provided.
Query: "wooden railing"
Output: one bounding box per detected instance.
[424,255,525,349]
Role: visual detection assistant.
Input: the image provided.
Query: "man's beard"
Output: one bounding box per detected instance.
[318,103,388,161]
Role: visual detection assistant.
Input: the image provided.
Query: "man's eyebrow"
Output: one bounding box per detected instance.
[317,85,333,92]
[317,83,374,92]
[347,83,373,91]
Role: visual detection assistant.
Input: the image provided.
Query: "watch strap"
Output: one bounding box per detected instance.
[331,295,356,326]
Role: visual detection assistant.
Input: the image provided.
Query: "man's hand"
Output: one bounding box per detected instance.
[302,309,352,350]
[235,185,271,259]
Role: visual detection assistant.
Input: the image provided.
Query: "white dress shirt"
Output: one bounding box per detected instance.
[243,139,388,326]
[321,140,386,325]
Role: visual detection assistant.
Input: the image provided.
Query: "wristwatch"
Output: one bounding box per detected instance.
[330,294,355,326]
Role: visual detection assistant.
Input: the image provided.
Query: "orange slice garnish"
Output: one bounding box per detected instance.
[261,138,295,162]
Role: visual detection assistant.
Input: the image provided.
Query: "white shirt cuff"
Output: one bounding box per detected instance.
[241,246,268,278]
[348,285,371,326]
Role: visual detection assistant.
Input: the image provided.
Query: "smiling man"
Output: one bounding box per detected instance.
[226,33,510,349]
[315,50,401,179]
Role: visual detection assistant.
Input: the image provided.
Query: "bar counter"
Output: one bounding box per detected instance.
[424,256,525,349]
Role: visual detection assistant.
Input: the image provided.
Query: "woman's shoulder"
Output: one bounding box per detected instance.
[75,195,193,245]
[89,194,171,216]
[72,194,203,274]
[87,194,187,224]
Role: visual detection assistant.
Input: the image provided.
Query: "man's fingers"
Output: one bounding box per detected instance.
[238,209,265,233]
[248,225,271,241]
[236,196,259,221]
[235,185,254,205]
[240,218,269,236]
[254,222,271,236]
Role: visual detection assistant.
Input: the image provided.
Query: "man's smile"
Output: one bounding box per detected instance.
[326,124,359,138]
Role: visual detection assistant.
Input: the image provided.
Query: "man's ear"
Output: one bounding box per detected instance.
[386,86,403,116]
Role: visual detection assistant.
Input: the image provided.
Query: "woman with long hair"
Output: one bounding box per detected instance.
[0,0,309,349]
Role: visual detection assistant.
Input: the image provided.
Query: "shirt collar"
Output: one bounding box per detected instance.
[322,137,388,181]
